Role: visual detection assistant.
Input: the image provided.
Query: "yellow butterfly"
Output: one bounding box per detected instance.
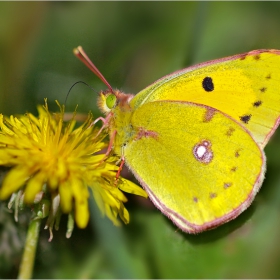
[74,47,280,233]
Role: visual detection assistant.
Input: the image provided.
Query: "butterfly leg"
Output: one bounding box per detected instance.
[114,144,126,185]
[95,130,117,169]
[90,112,113,139]
[116,156,125,178]
[90,116,106,137]
[104,130,116,156]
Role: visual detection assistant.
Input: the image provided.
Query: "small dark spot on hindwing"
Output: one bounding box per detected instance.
[224,182,232,189]
[226,127,235,137]
[203,108,216,122]
[235,149,241,157]
[210,193,217,199]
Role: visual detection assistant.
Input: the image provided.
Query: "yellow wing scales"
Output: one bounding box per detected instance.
[75,47,278,233]
[123,101,265,233]
[130,50,280,148]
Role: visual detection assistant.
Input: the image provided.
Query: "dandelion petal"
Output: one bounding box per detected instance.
[0,167,29,199]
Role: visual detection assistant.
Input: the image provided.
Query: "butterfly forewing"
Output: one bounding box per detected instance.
[131,50,280,148]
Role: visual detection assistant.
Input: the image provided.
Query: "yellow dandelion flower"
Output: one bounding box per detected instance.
[0,100,147,234]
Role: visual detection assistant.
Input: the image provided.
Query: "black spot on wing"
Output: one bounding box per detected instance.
[202,77,214,92]
[240,114,252,124]
[253,100,262,107]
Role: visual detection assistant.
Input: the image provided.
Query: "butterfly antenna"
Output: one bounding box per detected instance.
[73,46,113,93]
[65,81,98,105]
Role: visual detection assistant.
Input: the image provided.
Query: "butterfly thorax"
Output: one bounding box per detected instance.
[98,89,136,156]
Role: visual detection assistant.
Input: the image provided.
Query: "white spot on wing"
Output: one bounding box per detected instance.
[197,146,206,158]
[193,140,213,164]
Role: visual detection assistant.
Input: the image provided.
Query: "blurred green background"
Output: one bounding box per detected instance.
[1,1,280,278]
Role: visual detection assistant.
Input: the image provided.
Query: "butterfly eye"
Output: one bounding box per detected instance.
[106,94,117,109]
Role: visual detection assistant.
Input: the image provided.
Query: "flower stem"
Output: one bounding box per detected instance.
[18,219,41,279]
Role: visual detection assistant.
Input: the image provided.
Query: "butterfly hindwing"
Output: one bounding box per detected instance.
[124,101,265,233]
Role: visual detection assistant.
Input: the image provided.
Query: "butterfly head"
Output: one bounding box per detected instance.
[98,89,134,114]
[74,46,134,114]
